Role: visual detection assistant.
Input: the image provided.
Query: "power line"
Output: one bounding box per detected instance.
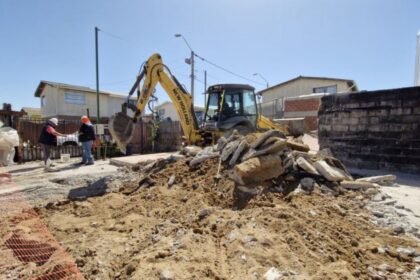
[100,29,265,86]
[194,53,265,86]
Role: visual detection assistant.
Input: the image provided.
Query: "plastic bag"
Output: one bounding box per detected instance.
[0,127,19,147]
[0,127,19,166]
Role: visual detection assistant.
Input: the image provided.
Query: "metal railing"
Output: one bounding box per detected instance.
[258,98,284,119]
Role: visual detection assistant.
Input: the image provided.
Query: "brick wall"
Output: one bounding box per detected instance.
[283,95,322,130]
[284,98,321,113]
[318,86,420,174]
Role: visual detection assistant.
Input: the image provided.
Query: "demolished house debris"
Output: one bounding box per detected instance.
[11,129,418,279]
[123,129,403,211]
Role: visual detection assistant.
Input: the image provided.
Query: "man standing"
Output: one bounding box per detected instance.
[78,116,95,165]
[38,118,66,171]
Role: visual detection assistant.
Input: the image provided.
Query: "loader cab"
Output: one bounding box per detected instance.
[202,84,257,133]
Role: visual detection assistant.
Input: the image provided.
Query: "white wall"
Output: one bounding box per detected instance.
[262,78,352,103]
[40,84,133,118]
[156,102,180,121]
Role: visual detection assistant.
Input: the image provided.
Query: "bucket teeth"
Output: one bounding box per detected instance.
[108,112,135,154]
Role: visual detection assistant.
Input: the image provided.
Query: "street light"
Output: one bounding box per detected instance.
[175,33,195,104]
[253,73,269,88]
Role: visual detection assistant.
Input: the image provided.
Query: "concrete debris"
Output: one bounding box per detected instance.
[396,247,417,257]
[221,139,242,161]
[197,208,212,220]
[181,145,202,156]
[181,130,399,206]
[356,175,397,186]
[229,140,248,166]
[264,267,281,280]
[300,177,316,193]
[286,139,310,152]
[159,269,174,280]
[340,180,376,190]
[189,146,219,168]
[167,175,176,187]
[296,157,319,175]
[313,160,347,182]
[215,137,228,152]
[251,129,286,149]
[233,155,284,185]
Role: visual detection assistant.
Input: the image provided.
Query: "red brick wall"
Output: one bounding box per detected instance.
[284,97,321,131]
[284,98,320,112]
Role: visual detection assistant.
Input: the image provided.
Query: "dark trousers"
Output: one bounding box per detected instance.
[42,144,53,165]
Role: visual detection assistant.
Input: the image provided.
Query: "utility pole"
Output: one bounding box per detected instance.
[175,34,195,104]
[253,73,269,89]
[191,50,195,104]
[95,26,101,159]
[204,70,207,108]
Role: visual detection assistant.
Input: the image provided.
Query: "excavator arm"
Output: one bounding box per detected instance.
[109,53,202,153]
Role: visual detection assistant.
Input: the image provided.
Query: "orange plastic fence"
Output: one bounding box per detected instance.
[0,168,84,280]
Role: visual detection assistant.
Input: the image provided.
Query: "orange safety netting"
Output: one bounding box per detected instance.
[0,169,84,280]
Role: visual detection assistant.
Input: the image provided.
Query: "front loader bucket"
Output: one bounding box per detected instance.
[108,112,135,154]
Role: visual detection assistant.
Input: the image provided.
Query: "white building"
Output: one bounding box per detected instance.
[154,101,205,122]
[257,76,358,118]
[34,81,136,120]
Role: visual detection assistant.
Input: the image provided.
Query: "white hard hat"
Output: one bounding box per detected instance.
[49,118,58,126]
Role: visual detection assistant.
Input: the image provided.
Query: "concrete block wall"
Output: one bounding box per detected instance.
[318,86,420,174]
[284,95,322,130]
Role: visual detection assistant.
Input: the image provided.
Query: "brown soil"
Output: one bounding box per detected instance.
[34,159,419,279]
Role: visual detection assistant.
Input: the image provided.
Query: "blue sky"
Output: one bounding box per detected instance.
[1,0,419,110]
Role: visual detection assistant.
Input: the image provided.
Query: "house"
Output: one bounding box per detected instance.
[34,81,137,121]
[0,103,26,128]
[21,107,42,120]
[257,76,359,131]
[154,101,206,123]
[258,76,358,119]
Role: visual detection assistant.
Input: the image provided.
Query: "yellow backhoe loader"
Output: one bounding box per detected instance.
[109,53,286,153]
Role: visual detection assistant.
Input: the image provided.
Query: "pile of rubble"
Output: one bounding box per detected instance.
[185,130,397,203]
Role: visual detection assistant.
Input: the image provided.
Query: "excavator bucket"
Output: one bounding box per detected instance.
[108,112,135,154]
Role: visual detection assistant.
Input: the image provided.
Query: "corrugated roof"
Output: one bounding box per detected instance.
[258,75,358,94]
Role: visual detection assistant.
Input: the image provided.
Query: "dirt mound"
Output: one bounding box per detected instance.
[35,158,420,279]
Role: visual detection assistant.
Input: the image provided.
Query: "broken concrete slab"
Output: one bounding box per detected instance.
[189,152,219,168]
[221,139,242,161]
[340,180,376,190]
[250,130,285,149]
[286,140,309,152]
[181,145,202,156]
[296,157,319,175]
[229,140,248,166]
[313,160,347,182]
[233,155,284,185]
[242,139,288,161]
[110,152,183,167]
[356,175,397,184]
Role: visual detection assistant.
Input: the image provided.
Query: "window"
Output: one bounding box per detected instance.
[313,85,337,94]
[128,99,137,105]
[64,92,86,105]
[158,108,165,117]
[41,96,46,107]
[243,90,257,115]
[205,92,219,121]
